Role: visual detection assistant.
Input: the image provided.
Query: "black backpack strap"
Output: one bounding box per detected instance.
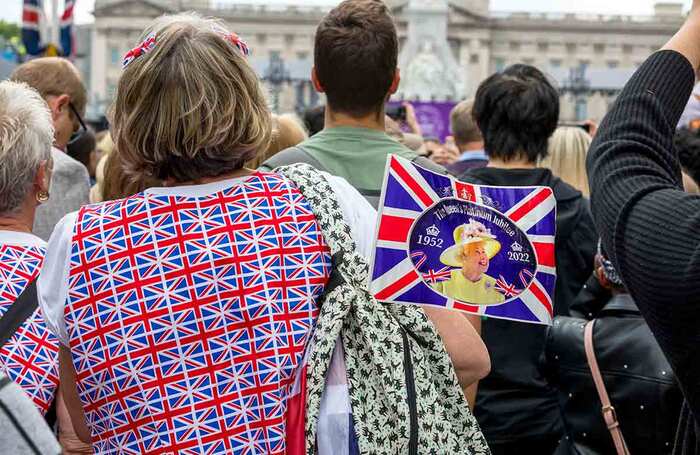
[259,146,329,173]
[0,279,38,350]
[412,155,449,175]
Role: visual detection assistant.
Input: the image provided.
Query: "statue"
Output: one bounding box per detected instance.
[396,0,464,101]
[402,40,458,100]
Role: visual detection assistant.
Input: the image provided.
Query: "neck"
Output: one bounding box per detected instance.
[457,141,484,153]
[324,107,385,132]
[0,204,35,234]
[461,269,482,282]
[163,167,254,187]
[488,156,536,169]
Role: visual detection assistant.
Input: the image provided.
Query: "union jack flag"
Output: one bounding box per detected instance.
[368,155,557,326]
[64,172,331,453]
[60,0,76,58]
[0,244,59,414]
[21,0,45,56]
[422,267,452,284]
[495,269,535,298]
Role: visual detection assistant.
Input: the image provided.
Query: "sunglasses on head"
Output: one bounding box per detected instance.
[67,102,88,146]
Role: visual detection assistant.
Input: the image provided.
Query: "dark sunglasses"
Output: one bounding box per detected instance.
[67,102,88,146]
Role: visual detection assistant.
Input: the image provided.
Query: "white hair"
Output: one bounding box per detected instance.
[0,80,54,214]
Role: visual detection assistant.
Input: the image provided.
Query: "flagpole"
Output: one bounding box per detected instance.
[50,0,59,47]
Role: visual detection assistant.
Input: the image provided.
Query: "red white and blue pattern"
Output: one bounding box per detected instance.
[60,0,76,58]
[21,0,44,56]
[0,243,59,414]
[64,172,331,454]
[369,155,557,325]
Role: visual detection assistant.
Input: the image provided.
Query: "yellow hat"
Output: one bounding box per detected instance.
[439,219,501,267]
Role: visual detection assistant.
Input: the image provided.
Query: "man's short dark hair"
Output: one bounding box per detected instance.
[473,64,559,163]
[675,127,700,185]
[314,0,398,117]
[303,105,325,136]
[67,129,96,171]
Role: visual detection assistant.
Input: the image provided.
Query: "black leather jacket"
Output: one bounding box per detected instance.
[545,294,683,455]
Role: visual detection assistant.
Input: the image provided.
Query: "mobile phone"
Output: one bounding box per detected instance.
[386,105,407,122]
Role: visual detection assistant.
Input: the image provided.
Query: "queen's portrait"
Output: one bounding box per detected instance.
[434,219,505,305]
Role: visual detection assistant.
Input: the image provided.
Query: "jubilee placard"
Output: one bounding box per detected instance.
[368,155,557,325]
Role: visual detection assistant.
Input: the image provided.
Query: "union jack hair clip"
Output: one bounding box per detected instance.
[122,33,157,69]
[223,32,250,57]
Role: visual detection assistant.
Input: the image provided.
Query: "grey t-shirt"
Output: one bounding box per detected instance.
[33,147,90,241]
[0,374,61,454]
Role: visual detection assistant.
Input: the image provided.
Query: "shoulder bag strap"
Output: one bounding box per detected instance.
[275,163,361,269]
[584,320,630,455]
[259,146,329,174]
[413,155,448,175]
[0,279,39,350]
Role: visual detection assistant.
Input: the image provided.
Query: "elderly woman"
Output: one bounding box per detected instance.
[0,80,59,413]
[435,220,505,305]
[38,14,488,453]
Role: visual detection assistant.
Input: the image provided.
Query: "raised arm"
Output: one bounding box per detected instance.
[587,2,700,413]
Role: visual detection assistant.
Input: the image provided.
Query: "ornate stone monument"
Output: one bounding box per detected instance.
[396,0,463,101]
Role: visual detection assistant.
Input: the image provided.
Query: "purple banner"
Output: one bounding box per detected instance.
[388,101,457,142]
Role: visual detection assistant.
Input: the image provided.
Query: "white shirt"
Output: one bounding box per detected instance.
[0,230,46,249]
[38,173,376,346]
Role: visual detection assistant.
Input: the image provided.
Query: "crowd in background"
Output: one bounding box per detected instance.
[2,0,700,454]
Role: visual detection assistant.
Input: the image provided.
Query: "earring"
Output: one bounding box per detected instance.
[36,191,49,203]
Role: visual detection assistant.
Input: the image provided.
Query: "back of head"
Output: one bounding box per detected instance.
[540,126,592,197]
[276,114,308,149]
[0,81,54,215]
[450,99,482,147]
[474,64,559,163]
[10,57,87,116]
[101,151,160,201]
[674,127,700,186]
[112,13,272,182]
[247,113,308,169]
[314,0,398,118]
[303,105,325,136]
[67,129,96,171]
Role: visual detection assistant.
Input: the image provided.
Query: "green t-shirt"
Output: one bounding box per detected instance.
[300,127,419,193]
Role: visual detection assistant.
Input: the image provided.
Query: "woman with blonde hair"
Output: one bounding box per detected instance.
[540,126,593,197]
[247,113,308,169]
[37,14,363,453]
[37,13,487,454]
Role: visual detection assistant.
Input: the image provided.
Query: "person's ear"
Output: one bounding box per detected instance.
[389,69,401,95]
[33,159,52,204]
[55,94,71,115]
[595,265,612,290]
[37,160,52,192]
[311,67,325,93]
[46,94,70,122]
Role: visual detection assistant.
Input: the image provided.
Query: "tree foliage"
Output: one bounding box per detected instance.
[0,21,20,41]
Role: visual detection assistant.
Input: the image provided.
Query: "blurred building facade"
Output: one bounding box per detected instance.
[87,0,684,121]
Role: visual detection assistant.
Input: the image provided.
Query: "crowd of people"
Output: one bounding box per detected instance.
[1,0,700,453]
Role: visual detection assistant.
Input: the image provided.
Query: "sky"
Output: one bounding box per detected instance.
[0,0,694,24]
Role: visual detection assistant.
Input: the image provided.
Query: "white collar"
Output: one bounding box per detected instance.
[144,176,250,198]
[0,230,46,248]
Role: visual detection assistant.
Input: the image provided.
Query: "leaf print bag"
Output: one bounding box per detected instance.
[277,164,490,455]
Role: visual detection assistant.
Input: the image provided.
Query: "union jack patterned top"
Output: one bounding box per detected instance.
[37,171,380,454]
[0,231,59,415]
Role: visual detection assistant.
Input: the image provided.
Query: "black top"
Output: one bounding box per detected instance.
[461,167,597,314]
[460,167,597,443]
[545,294,682,455]
[587,49,700,455]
